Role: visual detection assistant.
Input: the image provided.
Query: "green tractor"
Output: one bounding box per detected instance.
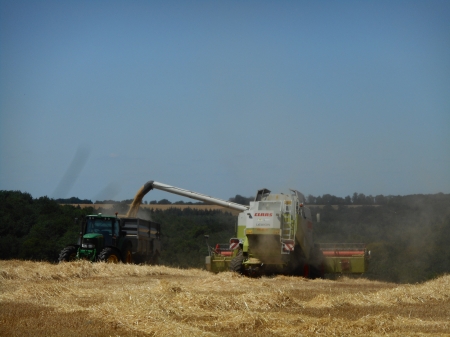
[58,213,161,264]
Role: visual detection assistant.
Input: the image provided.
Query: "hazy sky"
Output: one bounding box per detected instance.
[1,0,449,203]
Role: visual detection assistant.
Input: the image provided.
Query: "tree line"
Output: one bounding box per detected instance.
[57,192,402,206]
[1,190,449,283]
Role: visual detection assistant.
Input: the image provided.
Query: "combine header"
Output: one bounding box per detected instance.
[319,243,369,274]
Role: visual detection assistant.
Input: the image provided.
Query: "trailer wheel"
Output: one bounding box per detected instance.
[98,247,120,263]
[122,246,133,264]
[229,249,244,273]
[58,246,78,262]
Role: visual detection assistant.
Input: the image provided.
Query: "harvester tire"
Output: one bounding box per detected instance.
[229,249,244,273]
[98,247,121,263]
[309,264,324,279]
[58,246,78,262]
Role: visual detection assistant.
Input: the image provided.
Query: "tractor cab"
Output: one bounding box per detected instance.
[84,214,120,246]
[78,214,120,261]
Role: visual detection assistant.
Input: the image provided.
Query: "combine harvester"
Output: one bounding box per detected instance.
[144,180,369,278]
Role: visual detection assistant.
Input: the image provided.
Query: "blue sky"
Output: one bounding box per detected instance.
[1,0,449,203]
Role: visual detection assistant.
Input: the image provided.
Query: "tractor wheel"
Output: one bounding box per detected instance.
[58,246,78,262]
[229,249,244,273]
[98,247,120,263]
[122,246,133,264]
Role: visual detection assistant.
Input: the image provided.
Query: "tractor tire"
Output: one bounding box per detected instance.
[58,246,78,262]
[229,249,244,273]
[98,247,121,263]
[122,246,133,264]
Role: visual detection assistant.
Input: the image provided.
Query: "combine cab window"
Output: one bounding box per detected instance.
[258,201,281,211]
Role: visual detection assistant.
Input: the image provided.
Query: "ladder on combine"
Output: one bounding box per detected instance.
[281,213,295,254]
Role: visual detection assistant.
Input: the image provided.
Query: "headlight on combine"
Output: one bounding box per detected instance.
[82,243,96,249]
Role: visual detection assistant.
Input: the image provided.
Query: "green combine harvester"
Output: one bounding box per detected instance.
[144,180,370,277]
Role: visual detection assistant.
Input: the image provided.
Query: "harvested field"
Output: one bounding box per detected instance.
[0,260,449,336]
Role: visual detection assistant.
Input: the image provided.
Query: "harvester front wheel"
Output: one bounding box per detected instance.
[229,249,244,273]
[309,264,324,279]
[58,246,78,262]
[98,248,120,263]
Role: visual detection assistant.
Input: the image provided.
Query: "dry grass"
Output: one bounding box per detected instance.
[1,260,449,336]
